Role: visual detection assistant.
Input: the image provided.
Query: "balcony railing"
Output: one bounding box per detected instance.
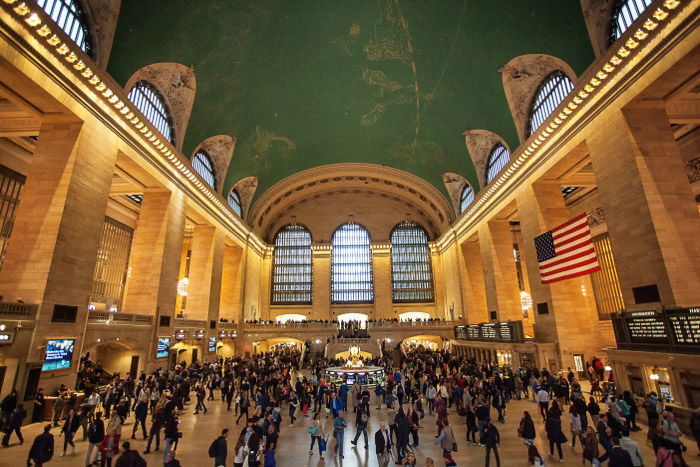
[88,310,152,325]
[369,320,457,329]
[0,302,38,320]
[173,318,207,329]
[217,322,237,330]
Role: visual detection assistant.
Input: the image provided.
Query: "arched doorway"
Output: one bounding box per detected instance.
[401,335,442,351]
[398,312,431,322]
[252,337,304,354]
[275,313,307,323]
[86,339,141,379]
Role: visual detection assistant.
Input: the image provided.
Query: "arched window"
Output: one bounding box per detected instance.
[37,0,92,56]
[331,223,373,304]
[609,0,652,44]
[127,80,175,144]
[192,150,216,189]
[227,189,242,217]
[271,224,312,305]
[485,144,510,184]
[527,71,574,137]
[391,221,434,303]
[460,183,475,213]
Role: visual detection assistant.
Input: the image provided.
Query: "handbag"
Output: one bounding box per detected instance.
[452,442,458,452]
[309,426,318,435]
[319,437,327,452]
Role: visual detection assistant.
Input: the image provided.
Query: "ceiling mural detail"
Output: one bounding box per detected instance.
[108,0,594,202]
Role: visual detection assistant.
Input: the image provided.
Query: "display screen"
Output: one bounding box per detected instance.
[208,337,216,352]
[156,337,170,358]
[42,339,75,371]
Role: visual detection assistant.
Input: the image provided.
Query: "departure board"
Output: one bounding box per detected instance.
[668,308,700,345]
[627,312,667,343]
[453,321,524,343]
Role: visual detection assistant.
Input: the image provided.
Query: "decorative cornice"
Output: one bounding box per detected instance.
[436,0,688,252]
[686,156,700,184]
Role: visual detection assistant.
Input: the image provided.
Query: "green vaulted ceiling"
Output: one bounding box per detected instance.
[108,0,594,202]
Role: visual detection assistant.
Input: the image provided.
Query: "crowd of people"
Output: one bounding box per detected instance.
[2,345,699,466]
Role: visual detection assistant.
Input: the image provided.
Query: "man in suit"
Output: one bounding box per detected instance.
[597,413,612,463]
[375,422,393,467]
[27,424,54,467]
[608,437,634,467]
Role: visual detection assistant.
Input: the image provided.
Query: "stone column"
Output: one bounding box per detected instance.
[460,238,488,323]
[122,189,185,320]
[0,120,118,387]
[186,225,224,322]
[479,220,522,322]
[371,243,393,320]
[311,245,331,321]
[588,103,700,309]
[220,244,244,322]
[516,181,603,367]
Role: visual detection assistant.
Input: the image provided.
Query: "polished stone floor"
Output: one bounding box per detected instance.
[3,389,696,466]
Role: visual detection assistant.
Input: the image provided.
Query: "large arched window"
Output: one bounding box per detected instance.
[609,0,652,45]
[391,221,434,303]
[127,80,175,144]
[460,183,475,214]
[227,189,242,217]
[331,223,373,304]
[192,150,216,189]
[271,224,312,305]
[527,71,574,137]
[485,144,510,184]
[37,0,92,56]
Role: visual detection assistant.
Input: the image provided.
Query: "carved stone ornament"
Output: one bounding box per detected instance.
[233,176,258,220]
[500,54,577,143]
[125,63,197,151]
[193,135,236,194]
[82,0,121,68]
[579,0,618,59]
[462,129,509,189]
[442,172,469,214]
[686,156,700,184]
[587,207,606,228]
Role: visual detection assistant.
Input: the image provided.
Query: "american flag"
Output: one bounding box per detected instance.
[534,213,600,284]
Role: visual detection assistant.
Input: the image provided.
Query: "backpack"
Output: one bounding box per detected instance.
[264,449,275,467]
[208,438,219,458]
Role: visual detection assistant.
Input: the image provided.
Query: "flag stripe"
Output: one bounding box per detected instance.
[535,213,599,285]
[542,264,601,284]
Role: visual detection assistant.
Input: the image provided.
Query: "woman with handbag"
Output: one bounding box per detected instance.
[407,405,420,448]
[308,412,325,459]
[518,411,536,446]
[545,411,566,463]
[434,418,456,467]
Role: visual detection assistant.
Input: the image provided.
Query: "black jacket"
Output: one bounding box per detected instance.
[211,436,227,458]
[114,448,146,467]
[374,428,392,454]
[608,446,634,467]
[483,424,500,447]
[88,419,105,443]
[519,417,536,439]
[28,432,54,462]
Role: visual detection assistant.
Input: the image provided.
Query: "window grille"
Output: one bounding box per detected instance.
[485,144,510,184]
[271,224,312,305]
[331,223,373,304]
[127,80,175,144]
[609,0,653,44]
[561,186,578,197]
[460,183,474,213]
[0,166,25,272]
[228,189,242,217]
[192,150,216,189]
[90,217,133,309]
[528,71,574,137]
[590,233,625,320]
[36,0,92,56]
[391,221,434,303]
[124,194,143,205]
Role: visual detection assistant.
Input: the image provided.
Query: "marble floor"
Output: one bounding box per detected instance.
[3,390,698,467]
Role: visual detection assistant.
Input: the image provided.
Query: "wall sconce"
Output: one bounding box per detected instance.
[604,365,612,372]
[177,277,189,296]
[649,367,660,380]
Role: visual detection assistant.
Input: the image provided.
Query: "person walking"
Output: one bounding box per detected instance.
[236,393,250,425]
[351,397,369,449]
[407,404,420,448]
[581,425,601,466]
[86,411,105,466]
[608,437,634,467]
[434,418,456,467]
[208,428,228,467]
[375,422,393,467]
[483,420,501,467]
[1,402,26,446]
[100,411,123,467]
[114,441,146,467]
[233,434,248,467]
[545,410,566,463]
[162,413,179,465]
[619,428,644,467]
[194,382,207,414]
[32,388,46,424]
[308,412,325,459]
[60,408,80,456]
[395,406,410,464]
[537,386,550,422]
[27,424,54,467]
[131,397,148,440]
[518,411,536,446]
[569,404,582,448]
[143,407,164,454]
[333,412,347,459]
[466,404,478,444]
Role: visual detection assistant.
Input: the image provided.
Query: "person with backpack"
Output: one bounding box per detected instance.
[86,411,105,466]
[114,441,146,467]
[351,396,370,449]
[208,428,229,467]
[27,424,54,467]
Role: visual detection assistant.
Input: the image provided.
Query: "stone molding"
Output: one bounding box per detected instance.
[251,163,454,238]
[579,0,618,59]
[124,62,196,151]
[500,54,577,143]
[82,0,121,69]
[462,129,511,189]
[192,135,236,194]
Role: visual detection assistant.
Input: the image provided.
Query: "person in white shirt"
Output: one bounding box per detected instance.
[619,428,644,467]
